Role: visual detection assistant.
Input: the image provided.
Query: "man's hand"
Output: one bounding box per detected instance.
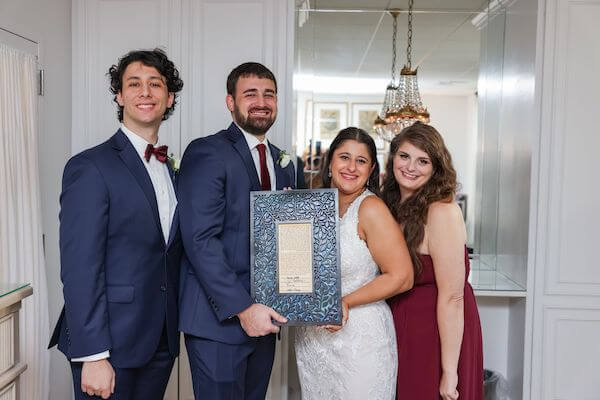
[81,359,115,399]
[237,303,287,337]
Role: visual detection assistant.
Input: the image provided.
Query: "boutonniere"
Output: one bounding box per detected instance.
[168,153,181,172]
[278,150,291,168]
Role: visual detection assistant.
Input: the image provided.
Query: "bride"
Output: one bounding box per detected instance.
[295,127,414,399]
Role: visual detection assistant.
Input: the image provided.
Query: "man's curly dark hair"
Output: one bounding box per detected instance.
[107,48,184,122]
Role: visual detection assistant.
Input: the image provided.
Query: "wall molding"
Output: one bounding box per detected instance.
[541,306,600,399]
[542,0,600,297]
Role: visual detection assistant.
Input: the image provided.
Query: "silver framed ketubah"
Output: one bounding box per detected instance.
[250,188,342,326]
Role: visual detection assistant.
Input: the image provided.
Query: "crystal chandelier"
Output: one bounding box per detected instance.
[375,0,430,142]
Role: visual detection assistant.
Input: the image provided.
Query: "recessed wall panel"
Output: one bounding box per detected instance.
[545,1,600,294]
[543,308,600,399]
[72,0,180,155]
[201,2,264,137]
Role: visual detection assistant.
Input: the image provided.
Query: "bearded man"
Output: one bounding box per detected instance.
[177,62,296,400]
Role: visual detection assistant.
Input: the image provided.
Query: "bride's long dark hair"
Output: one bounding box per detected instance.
[381,122,457,275]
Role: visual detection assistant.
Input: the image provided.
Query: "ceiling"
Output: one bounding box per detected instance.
[295,0,489,94]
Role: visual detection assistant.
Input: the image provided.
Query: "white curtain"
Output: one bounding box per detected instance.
[0,43,50,400]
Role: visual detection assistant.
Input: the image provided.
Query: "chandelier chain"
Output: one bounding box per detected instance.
[391,13,398,83]
[375,0,429,142]
[406,0,413,69]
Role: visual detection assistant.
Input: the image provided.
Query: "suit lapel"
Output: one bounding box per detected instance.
[165,160,179,247]
[112,130,163,241]
[226,123,261,191]
[166,207,179,247]
[269,143,286,190]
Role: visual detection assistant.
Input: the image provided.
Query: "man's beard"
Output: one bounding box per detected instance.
[233,104,276,136]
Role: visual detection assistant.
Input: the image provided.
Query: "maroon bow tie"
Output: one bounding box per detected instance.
[144,143,168,163]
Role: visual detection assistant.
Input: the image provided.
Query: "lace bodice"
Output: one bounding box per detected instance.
[294,189,397,400]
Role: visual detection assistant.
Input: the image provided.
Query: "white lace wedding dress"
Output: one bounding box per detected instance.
[294,190,397,400]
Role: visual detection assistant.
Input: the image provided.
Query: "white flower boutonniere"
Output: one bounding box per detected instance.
[168,153,181,172]
[278,150,291,168]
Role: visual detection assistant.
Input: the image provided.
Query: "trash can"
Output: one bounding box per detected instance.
[483,369,509,400]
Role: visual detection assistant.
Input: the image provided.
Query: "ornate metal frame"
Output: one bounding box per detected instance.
[250,189,342,325]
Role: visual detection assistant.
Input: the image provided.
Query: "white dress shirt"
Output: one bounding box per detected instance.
[237,123,276,190]
[71,124,177,362]
[121,124,177,242]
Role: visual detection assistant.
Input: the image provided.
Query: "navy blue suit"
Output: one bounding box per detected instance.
[178,123,295,399]
[49,130,182,399]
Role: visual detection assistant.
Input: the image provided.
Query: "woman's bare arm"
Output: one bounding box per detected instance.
[428,201,467,400]
[342,196,414,309]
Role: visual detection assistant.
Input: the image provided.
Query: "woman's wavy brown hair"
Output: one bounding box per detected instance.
[381,122,458,276]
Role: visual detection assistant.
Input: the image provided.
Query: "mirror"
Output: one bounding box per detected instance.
[293,2,480,253]
[292,1,524,292]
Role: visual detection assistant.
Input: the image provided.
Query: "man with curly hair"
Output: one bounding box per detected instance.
[49,48,184,399]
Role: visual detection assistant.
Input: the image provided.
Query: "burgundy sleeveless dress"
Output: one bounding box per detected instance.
[391,248,483,399]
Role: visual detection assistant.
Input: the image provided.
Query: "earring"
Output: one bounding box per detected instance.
[328,169,332,178]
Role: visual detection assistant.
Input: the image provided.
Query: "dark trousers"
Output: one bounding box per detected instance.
[184,333,276,400]
[70,327,175,400]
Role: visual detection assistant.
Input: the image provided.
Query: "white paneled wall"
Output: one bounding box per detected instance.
[72,0,182,155]
[527,0,600,398]
[178,0,295,153]
[73,0,294,158]
[539,0,600,296]
[541,308,600,399]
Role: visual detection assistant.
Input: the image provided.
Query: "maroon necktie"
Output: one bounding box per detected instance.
[256,143,271,191]
[144,143,168,163]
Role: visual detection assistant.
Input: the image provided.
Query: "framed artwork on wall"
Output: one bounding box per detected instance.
[351,103,384,149]
[313,102,348,144]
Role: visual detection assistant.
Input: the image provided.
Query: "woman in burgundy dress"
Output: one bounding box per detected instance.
[382,122,483,400]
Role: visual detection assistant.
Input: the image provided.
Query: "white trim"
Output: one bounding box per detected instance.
[71,0,90,155]
[475,290,527,297]
[522,0,548,397]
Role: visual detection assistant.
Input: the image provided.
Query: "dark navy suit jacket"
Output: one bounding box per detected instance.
[178,123,295,344]
[49,129,182,368]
